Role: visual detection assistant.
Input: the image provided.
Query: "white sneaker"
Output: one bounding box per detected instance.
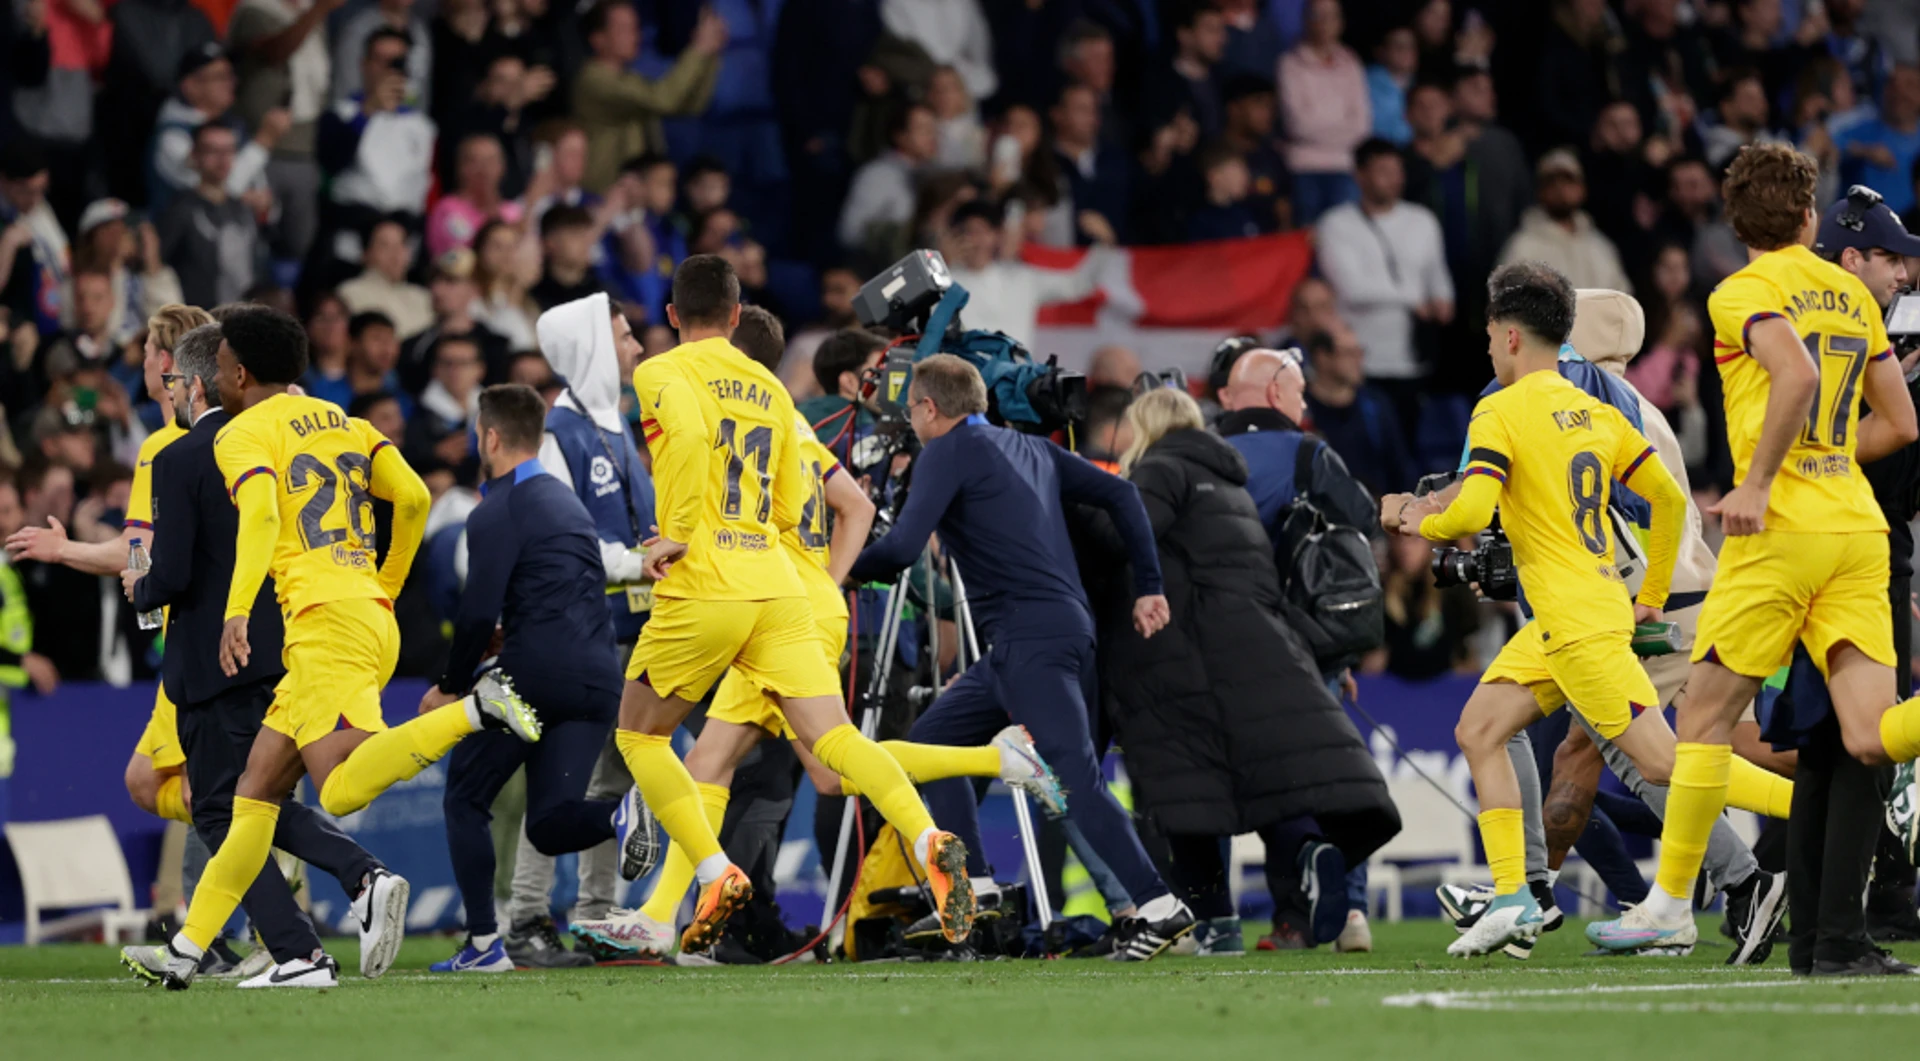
[474,668,541,742]
[240,952,340,989]
[569,908,676,959]
[350,868,409,979]
[1447,892,1543,958]
[1333,909,1373,953]
[992,726,1068,817]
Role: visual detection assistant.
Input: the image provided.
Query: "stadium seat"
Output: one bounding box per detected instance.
[5,815,150,945]
[1365,777,1485,921]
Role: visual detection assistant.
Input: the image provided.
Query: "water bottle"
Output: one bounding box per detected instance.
[129,538,163,631]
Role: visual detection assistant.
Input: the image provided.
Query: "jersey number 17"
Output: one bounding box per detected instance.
[1800,331,1870,448]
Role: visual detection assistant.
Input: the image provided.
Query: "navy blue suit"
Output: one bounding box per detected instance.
[439,459,623,937]
[851,417,1170,903]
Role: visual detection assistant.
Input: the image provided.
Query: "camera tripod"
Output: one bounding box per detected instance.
[822,552,1057,944]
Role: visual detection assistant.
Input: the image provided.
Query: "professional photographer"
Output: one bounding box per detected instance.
[1085,387,1397,957]
[848,354,1199,961]
[1781,185,1920,971]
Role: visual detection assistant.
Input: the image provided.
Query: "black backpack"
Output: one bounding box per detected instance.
[1273,439,1384,669]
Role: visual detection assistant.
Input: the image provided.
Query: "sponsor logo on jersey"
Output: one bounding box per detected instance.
[589,455,622,497]
[1796,453,1854,479]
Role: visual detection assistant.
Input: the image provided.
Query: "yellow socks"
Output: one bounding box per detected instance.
[1655,742,1731,901]
[1726,756,1793,819]
[615,730,722,867]
[1881,697,1920,762]
[1478,808,1526,896]
[155,774,191,823]
[318,704,475,816]
[640,783,730,923]
[180,797,278,952]
[838,741,1001,797]
[812,724,936,840]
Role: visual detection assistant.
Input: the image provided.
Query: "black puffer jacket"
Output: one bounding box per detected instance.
[1094,428,1399,848]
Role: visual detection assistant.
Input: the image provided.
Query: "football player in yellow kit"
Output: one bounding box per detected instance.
[1590,143,1920,955]
[120,308,543,990]
[604,257,976,956]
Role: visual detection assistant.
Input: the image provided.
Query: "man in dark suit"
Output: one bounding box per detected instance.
[123,323,400,989]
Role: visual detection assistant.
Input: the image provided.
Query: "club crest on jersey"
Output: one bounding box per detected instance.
[1551,409,1592,432]
[706,378,772,410]
[288,409,349,437]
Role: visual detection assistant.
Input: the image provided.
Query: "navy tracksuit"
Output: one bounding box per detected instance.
[850,417,1171,904]
[441,459,625,937]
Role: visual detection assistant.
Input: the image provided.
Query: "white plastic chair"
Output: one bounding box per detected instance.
[5,815,150,944]
[1366,777,1485,921]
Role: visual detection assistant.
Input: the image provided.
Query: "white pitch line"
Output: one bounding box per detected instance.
[1384,978,1920,1016]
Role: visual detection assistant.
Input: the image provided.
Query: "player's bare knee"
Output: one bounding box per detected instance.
[1454,712,1504,757]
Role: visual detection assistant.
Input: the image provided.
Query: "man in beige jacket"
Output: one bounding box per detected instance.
[573,3,727,193]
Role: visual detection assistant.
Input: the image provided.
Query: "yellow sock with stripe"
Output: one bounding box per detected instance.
[1881,697,1920,762]
[177,797,278,953]
[317,704,475,816]
[837,741,1001,797]
[155,774,191,823]
[640,782,730,922]
[1654,742,1730,901]
[1478,808,1527,896]
[811,724,936,839]
[614,730,723,869]
[1726,756,1793,819]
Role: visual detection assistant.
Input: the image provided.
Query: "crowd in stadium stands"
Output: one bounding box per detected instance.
[3,0,1920,692]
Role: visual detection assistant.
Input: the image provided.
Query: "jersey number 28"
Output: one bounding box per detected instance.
[290,452,374,552]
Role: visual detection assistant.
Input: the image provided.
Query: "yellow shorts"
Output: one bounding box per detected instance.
[134,686,185,770]
[626,596,841,704]
[1691,530,1893,679]
[267,598,398,749]
[1483,625,1658,740]
[708,617,848,739]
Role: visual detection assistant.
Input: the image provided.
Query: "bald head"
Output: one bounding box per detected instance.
[1220,347,1305,421]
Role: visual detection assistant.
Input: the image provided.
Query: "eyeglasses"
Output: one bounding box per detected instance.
[160,373,187,386]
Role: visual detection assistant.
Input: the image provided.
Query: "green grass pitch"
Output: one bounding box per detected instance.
[3,921,1916,1060]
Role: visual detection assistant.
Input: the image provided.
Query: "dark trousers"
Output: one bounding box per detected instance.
[908,631,1168,907]
[444,716,619,937]
[177,679,382,963]
[1522,710,1651,905]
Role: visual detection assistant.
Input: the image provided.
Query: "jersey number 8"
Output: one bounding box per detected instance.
[1567,451,1609,557]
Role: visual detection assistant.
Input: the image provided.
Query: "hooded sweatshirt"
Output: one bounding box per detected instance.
[535,292,655,641]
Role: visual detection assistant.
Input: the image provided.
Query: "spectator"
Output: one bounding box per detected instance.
[688,206,742,257]
[1186,144,1260,242]
[15,458,100,683]
[1150,3,1227,142]
[1376,531,1479,679]
[1087,345,1141,390]
[428,133,525,259]
[530,205,604,310]
[1496,149,1633,293]
[1408,0,1459,83]
[1535,0,1629,153]
[779,265,862,400]
[156,123,261,309]
[0,140,68,336]
[339,310,413,415]
[881,0,994,101]
[1315,139,1452,423]
[404,333,484,485]
[838,102,936,259]
[1712,0,1826,118]
[1840,64,1920,216]
[599,153,683,325]
[429,0,503,131]
[927,65,986,172]
[1403,81,1530,348]
[149,43,283,220]
[1219,75,1289,232]
[402,247,510,390]
[472,220,540,353]
[227,0,334,261]
[1277,0,1369,223]
[1583,99,1658,268]
[525,121,598,229]
[1703,68,1788,169]
[1058,19,1128,153]
[98,0,215,208]
[1271,274,1341,351]
[1216,0,1282,83]
[10,0,106,227]
[315,28,438,273]
[1826,0,1891,104]
[942,200,1102,347]
[29,404,95,475]
[1301,325,1415,497]
[1658,155,1746,289]
[440,53,550,196]
[40,268,118,387]
[67,200,184,347]
[350,389,407,447]
[1617,0,1717,136]
[1217,345,1377,539]
[1367,27,1418,145]
[299,290,351,402]
[573,1,725,193]
[332,0,433,111]
[337,217,433,340]
[677,155,732,221]
[1051,83,1129,246]
[506,349,552,391]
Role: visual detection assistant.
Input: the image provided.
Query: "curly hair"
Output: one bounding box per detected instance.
[1486,260,1577,345]
[1722,142,1819,252]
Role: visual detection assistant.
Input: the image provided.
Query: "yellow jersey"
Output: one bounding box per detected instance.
[1423,370,1680,646]
[787,410,847,623]
[215,392,429,620]
[125,422,189,534]
[634,337,807,602]
[1708,243,1892,534]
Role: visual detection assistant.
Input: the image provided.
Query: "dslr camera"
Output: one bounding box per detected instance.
[1415,471,1519,601]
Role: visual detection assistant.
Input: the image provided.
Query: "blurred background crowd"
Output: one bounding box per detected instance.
[2,0,1920,694]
